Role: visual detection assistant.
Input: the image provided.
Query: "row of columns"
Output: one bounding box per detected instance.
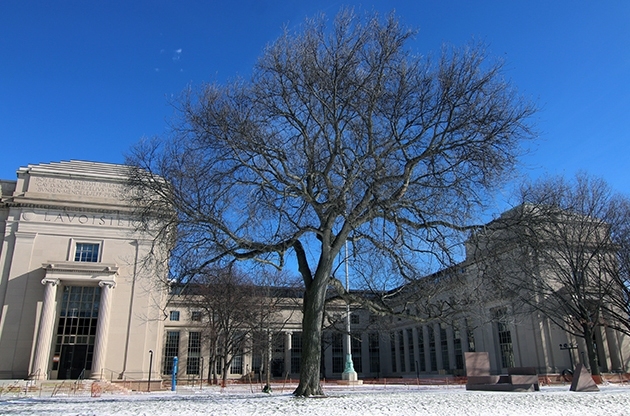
[30,278,115,380]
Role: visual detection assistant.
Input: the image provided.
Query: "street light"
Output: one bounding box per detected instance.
[148,350,153,392]
[342,240,358,382]
[199,356,204,391]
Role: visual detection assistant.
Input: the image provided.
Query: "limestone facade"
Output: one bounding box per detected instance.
[1,160,628,382]
[0,161,165,381]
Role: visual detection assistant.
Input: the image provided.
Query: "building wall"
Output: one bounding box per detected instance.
[1,161,628,382]
[0,161,165,380]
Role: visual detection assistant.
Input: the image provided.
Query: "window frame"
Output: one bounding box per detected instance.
[70,239,103,263]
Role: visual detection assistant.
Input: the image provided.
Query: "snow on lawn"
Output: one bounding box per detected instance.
[2,383,630,416]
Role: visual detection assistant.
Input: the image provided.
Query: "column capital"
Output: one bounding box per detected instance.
[41,277,60,286]
[99,280,116,289]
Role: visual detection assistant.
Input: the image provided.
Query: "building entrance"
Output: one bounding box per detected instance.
[52,286,100,379]
[58,344,88,379]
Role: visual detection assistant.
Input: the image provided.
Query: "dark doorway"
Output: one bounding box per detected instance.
[58,344,88,379]
[271,358,284,377]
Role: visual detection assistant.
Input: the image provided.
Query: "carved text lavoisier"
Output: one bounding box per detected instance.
[20,210,139,228]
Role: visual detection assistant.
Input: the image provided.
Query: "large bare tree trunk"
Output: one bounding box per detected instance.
[583,324,601,376]
[293,274,329,396]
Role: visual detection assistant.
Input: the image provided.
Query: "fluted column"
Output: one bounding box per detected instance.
[90,280,115,379]
[30,278,59,380]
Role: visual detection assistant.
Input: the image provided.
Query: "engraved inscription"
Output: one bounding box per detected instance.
[30,177,125,199]
[21,210,140,228]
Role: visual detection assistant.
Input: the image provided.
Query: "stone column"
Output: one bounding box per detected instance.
[434,324,443,371]
[90,280,115,380]
[284,332,292,376]
[422,325,431,372]
[411,327,419,373]
[30,278,59,380]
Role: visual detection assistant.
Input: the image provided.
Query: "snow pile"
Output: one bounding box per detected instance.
[1,384,630,415]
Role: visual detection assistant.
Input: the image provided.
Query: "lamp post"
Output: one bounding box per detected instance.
[342,240,358,382]
[147,350,153,392]
[199,356,204,390]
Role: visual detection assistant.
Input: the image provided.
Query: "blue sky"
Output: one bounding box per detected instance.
[1,1,629,204]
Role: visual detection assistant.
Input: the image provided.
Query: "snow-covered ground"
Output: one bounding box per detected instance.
[2,383,630,416]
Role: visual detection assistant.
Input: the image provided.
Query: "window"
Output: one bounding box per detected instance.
[494,308,515,368]
[74,243,100,262]
[169,311,180,321]
[369,333,380,373]
[191,311,202,322]
[230,351,243,374]
[350,314,360,325]
[398,331,406,372]
[351,336,362,373]
[453,325,464,370]
[163,331,180,374]
[428,329,437,372]
[186,332,201,375]
[407,329,415,373]
[390,332,397,373]
[52,286,100,373]
[332,332,344,373]
[291,332,302,374]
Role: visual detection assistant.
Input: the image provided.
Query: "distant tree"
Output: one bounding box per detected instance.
[180,266,291,387]
[473,173,630,375]
[183,267,257,386]
[126,9,535,396]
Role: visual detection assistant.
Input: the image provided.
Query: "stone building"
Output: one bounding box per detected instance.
[1,160,628,383]
[0,161,165,381]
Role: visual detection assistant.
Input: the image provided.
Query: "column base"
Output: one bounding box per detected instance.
[341,370,358,381]
[338,378,363,385]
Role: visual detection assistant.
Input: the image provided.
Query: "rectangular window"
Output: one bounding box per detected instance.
[369,333,380,374]
[169,311,180,321]
[74,243,100,262]
[163,331,180,375]
[191,311,202,322]
[417,327,426,372]
[390,332,397,373]
[453,325,464,370]
[291,332,302,374]
[398,331,406,373]
[428,328,437,372]
[351,336,362,373]
[494,308,515,368]
[230,351,243,374]
[350,314,360,325]
[407,329,415,373]
[332,332,344,373]
[186,332,201,375]
[53,286,100,373]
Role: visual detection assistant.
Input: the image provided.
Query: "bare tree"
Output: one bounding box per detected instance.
[473,173,630,375]
[126,9,535,396]
[179,267,277,386]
